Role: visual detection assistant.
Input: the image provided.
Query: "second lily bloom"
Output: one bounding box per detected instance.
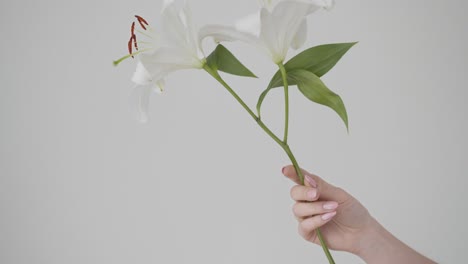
[200,0,335,64]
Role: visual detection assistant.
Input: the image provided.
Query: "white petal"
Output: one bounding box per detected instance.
[234,12,261,37]
[149,47,203,68]
[132,61,153,86]
[129,78,166,123]
[155,79,166,94]
[259,8,281,62]
[181,0,205,58]
[260,1,319,63]
[305,0,335,10]
[291,19,307,50]
[129,84,153,123]
[161,0,204,60]
[199,24,259,46]
[131,47,202,93]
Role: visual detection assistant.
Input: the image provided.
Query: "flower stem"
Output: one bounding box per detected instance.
[204,64,335,264]
[278,62,289,144]
[282,144,336,264]
[203,65,283,146]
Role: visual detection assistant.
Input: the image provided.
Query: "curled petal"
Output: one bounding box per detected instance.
[199,24,260,48]
[155,79,166,94]
[132,61,153,86]
[128,78,165,123]
[129,84,153,123]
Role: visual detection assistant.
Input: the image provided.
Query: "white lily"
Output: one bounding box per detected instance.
[200,0,334,64]
[114,0,206,122]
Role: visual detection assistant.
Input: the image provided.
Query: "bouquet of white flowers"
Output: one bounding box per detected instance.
[114,1,355,262]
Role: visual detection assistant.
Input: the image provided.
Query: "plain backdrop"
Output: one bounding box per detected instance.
[1,0,467,263]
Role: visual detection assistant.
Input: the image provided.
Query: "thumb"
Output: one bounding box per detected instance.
[282,165,349,202]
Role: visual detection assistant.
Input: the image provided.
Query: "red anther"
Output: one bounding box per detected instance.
[135,15,149,30]
[128,36,134,58]
[132,35,138,51]
[131,21,136,36]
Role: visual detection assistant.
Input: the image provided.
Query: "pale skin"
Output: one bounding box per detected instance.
[282,165,437,264]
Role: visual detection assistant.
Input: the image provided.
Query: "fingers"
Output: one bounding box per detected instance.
[282,165,350,202]
[283,165,345,242]
[282,165,310,185]
[293,201,339,218]
[290,185,319,201]
[298,211,337,241]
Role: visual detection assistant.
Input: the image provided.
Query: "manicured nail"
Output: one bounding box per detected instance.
[323,201,338,210]
[305,175,317,188]
[307,189,317,200]
[321,211,337,221]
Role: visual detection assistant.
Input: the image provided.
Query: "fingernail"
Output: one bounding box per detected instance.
[307,189,317,200]
[323,201,338,210]
[305,175,317,188]
[321,211,337,221]
[282,166,286,174]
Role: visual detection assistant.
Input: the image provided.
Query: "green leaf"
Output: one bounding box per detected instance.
[206,44,257,78]
[256,42,356,115]
[289,42,357,77]
[289,69,349,130]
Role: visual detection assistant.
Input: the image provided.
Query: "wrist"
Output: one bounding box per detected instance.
[354,217,436,264]
[354,217,392,262]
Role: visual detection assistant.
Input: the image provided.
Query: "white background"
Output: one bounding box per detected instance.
[1,0,467,263]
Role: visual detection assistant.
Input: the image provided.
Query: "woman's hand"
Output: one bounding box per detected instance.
[283,165,373,254]
[283,165,436,263]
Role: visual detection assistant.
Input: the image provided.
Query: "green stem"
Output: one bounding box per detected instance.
[203,65,283,147]
[317,228,336,264]
[204,64,335,264]
[282,145,335,264]
[278,63,289,144]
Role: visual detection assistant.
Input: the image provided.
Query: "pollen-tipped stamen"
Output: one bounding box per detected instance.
[133,35,138,51]
[128,37,134,58]
[131,21,136,36]
[135,15,149,30]
[114,15,153,67]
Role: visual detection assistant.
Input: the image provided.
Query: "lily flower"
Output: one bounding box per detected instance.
[200,0,334,64]
[114,0,206,122]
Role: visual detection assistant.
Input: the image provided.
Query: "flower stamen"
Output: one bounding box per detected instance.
[128,36,134,57]
[133,35,138,51]
[135,15,149,30]
[114,15,153,66]
[131,21,136,36]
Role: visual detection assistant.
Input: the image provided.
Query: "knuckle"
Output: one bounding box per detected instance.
[292,203,301,216]
[290,185,300,200]
[304,188,317,201]
[299,218,313,232]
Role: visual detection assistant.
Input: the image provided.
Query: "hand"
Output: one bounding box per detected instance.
[282,165,374,254]
[283,165,437,263]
